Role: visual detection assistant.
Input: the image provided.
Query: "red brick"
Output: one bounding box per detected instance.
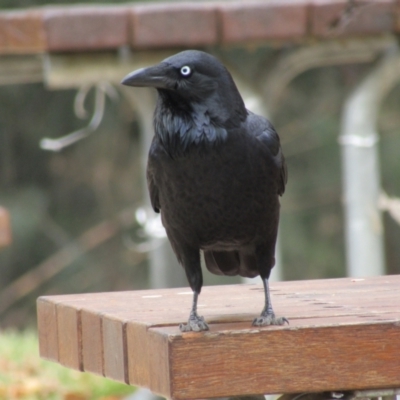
[218,0,308,44]
[394,0,400,31]
[44,6,129,52]
[311,0,395,37]
[130,3,218,49]
[0,10,46,54]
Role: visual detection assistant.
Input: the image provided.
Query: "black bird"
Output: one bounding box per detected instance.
[121,50,288,332]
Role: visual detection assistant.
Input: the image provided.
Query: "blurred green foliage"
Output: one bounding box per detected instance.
[0,81,147,327]
[0,329,135,399]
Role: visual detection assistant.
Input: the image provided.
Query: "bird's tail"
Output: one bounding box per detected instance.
[204,250,259,278]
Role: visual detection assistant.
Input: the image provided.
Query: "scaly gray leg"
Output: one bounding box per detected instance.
[252,278,288,326]
[180,291,209,332]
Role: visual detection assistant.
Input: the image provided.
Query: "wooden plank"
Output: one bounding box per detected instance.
[0,206,11,248]
[81,310,103,376]
[126,322,170,397]
[161,320,400,399]
[56,303,82,371]
[37,297,58,362]
[126,323,149,387]
[37,275,400,399]
[146,330,170,397]
[37,276,400,327]
[102,316,127,383]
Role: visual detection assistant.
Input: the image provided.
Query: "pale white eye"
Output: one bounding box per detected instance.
[180,66,191,76]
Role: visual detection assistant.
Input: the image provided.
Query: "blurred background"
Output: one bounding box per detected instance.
[1,0,400,328]
[0,0,400,398]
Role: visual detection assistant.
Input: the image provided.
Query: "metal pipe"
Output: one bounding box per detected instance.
[340,45,400,277]
[262,36,396,112]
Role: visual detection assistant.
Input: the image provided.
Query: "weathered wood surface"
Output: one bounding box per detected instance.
[0,206,11,248]
[37,275,400,400]
[1,2,399,55]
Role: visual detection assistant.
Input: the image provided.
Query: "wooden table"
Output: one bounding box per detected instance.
[37,275,400,400]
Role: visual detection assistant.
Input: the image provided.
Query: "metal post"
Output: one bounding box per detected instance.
[339,45,400,277]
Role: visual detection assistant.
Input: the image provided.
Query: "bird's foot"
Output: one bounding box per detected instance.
[179,314,209,332]
[252,312,289,327]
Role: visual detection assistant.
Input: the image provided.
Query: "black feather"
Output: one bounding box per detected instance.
[122,50,288,331]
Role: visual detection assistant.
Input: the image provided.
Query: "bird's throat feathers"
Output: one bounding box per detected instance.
[154,95,229,158]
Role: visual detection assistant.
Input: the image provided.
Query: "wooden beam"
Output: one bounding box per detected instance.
[37,276,400,399]
[1,2,400,56]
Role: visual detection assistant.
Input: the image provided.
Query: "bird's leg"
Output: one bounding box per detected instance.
[179,291,209,332]
[252,278,288,326]
[179,248,209,332]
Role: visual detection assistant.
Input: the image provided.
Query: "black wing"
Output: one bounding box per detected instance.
[147,139,161,213]
[248,112,287,196]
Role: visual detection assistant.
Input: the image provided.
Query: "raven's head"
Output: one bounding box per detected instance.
[121,50,247,127]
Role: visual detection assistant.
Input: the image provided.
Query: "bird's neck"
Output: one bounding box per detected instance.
[154,95,228,157]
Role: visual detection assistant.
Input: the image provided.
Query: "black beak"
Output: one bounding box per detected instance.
[121,64,170,89]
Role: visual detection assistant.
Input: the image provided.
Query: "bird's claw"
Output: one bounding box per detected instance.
[252,313,289,327]
[179,314,209,332]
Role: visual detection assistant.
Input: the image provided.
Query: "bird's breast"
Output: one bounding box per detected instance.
[151,135,280,247]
